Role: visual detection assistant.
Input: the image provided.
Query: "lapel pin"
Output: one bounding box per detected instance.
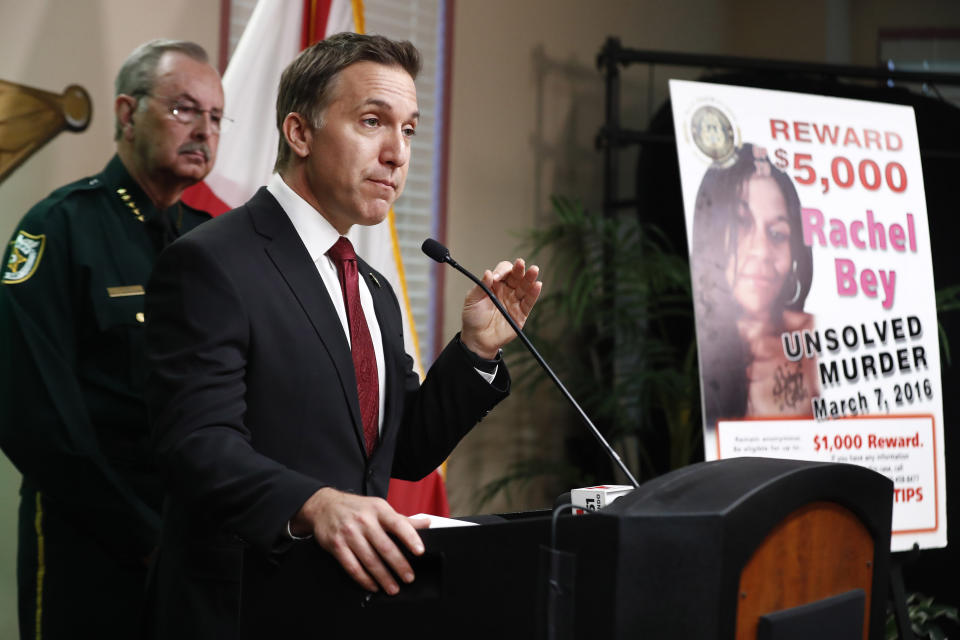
[369,272,382,288]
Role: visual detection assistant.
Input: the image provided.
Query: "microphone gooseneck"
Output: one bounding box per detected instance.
[421,238,640,488]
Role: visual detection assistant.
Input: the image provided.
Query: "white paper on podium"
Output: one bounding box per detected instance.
[410,514,479,528]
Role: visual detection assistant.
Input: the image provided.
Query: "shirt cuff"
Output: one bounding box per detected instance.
[475,366,498,384]
[456,332,502,382]
[286,520,313,541]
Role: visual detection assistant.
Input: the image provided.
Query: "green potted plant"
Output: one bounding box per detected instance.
[478,196,701,506]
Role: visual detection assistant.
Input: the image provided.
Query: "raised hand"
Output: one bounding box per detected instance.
[460,258,542,358]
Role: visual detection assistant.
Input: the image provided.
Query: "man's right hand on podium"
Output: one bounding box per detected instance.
[290,487,431,595]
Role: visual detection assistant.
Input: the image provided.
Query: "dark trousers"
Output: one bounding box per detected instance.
[17,482,148,640]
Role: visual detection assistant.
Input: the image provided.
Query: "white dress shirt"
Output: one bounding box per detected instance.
[266,173,387,432]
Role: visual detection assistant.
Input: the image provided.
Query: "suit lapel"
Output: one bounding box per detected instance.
[247,189,366,452]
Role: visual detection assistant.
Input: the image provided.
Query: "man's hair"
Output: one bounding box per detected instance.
[274,32,421,171]
[114,39,209,140]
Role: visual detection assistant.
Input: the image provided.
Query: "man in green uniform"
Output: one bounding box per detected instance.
[0,39,223,639]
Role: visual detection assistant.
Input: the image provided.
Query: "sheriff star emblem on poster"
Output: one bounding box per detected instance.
[3,231,46,284]
[690,104,738,165]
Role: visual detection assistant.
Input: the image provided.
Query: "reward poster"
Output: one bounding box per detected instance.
[670,80,946,550]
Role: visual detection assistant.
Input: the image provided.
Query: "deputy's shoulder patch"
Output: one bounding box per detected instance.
[3,230,46,284]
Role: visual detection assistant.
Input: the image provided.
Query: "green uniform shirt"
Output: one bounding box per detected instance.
[0,155,210,563]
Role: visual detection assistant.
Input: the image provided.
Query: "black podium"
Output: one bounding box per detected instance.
[245,457,892,639]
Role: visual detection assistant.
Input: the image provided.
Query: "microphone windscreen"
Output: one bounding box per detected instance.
[421,238,450,263]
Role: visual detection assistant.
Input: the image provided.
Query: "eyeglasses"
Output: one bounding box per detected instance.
[141,93,233,134]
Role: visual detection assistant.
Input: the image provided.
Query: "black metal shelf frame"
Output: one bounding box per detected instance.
[595,36,960,216]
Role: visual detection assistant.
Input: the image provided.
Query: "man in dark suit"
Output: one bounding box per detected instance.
[143,33,541,637]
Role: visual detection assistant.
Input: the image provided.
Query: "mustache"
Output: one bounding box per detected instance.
[178,142,211,161]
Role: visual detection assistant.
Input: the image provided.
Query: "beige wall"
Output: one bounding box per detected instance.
[443,0,729,514]
[0,1,219,634]
[849,0,960,66]
[726,0,960,66]
[723,1,830,62]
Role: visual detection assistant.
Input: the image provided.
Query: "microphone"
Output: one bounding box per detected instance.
[421,238,639,488]
[421,238,450,263]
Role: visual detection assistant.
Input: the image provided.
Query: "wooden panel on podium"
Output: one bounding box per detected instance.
[558,458,892,639]
[735,501,874,640]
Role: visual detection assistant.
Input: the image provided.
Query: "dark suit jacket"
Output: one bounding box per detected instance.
[143,188,509,638]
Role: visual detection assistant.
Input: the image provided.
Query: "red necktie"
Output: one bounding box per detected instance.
[327,237,379,456]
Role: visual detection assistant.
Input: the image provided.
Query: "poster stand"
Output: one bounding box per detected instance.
[889,545,921,640]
